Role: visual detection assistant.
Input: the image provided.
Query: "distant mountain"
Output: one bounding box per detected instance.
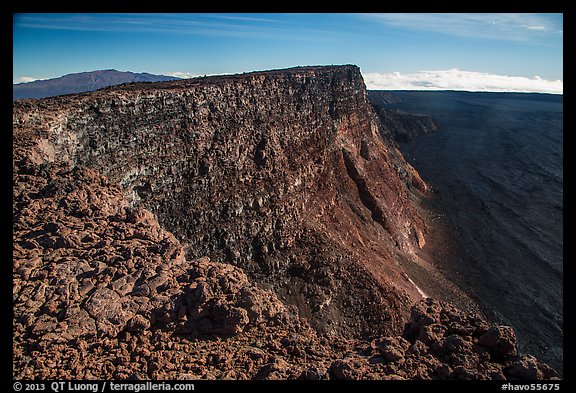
[13,69,181,100]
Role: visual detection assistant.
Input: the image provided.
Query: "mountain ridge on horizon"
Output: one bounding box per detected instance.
[13,69,181,100]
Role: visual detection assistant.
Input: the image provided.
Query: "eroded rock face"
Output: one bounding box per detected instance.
[13,161,295,378]
[12,160,558,380]
[13,65,559,380]
[368,90,440,143]
[14,163,182,341]
[372,106,440,143]
[13,65,429,339]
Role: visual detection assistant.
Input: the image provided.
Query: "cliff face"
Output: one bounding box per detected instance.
[13,161,558,380]
[12,65,560,380]
[372,107,440,143]
[14,65,428,338]
[368,91,440,143]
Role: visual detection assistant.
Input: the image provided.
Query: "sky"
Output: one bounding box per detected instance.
[13,13,563,93]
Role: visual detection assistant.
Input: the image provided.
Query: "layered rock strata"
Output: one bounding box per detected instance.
[14,65,428,339]
[13,65,558,379]
[368,91,440,143]
[372,106,440,143]
[12,162,558,379]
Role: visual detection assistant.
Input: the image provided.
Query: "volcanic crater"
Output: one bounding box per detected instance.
[12,65,558,380]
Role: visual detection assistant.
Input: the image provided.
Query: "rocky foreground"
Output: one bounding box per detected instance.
[13,162,558,380]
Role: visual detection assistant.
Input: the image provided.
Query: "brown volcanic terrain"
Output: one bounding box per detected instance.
[12,65,558,380]
[13,65,429,339]
[368,90,440,143]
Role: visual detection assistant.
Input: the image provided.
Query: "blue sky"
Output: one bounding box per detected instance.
[13,13,563,93]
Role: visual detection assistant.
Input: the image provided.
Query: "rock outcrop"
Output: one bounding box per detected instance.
[367,91,405,106]
[326,298,558,380]
[12,161,558,380]
[368,91,439,143]
[372,106,440,143]
[13,65,558,380]
[13,161,295,378]
[14,65,428,339]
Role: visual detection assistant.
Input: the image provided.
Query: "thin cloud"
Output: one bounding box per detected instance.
[202,14,287,24]
[359,13,562,42]
[524,25,546,31]
[13,13,338,42]
[165,72,202,79]
[15,14,229,34]
[164,71,231,79]
[363,69,563,94]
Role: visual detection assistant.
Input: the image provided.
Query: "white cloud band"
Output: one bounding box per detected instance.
[165,72,203,79]
[13,76,46,84]
[363,69,563,94]
[14,69,563,95]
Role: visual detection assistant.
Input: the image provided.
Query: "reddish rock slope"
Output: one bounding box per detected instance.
[12,162,557,380]
[12,65,558,380]
[14,65,428,339]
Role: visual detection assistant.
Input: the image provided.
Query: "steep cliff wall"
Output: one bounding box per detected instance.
[12,160,558,380]
[13,65,560,380]
[372,107,440,143]
[368,91,440,143]
[14,65,428,338]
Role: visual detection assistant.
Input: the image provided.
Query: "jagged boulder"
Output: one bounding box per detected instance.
[505,355,559,380]
[330,357,371,380]
[176,257,290,336]
[478,326,518,361]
